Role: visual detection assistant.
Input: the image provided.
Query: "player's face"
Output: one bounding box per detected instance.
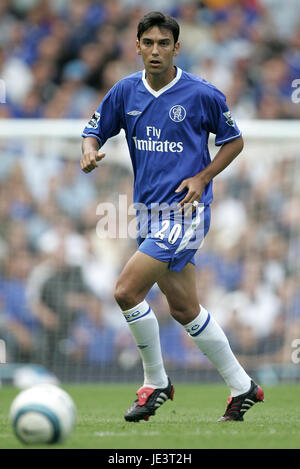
[136,26,180,77]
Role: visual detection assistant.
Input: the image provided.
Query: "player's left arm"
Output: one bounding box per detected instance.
[176,136,244,209]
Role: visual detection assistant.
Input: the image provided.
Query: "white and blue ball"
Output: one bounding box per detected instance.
[9,384,76,445]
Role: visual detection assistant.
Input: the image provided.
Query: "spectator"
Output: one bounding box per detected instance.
[0,0,299,118]
[54,159,98,219]
[34,240,92,368]
[0,250,39,362]
[0,0,299,380]
[67,295,118,364]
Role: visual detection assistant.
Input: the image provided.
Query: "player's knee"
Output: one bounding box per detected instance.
[114,282,138,310]
[169,308,187,325]
[169,305,200,325]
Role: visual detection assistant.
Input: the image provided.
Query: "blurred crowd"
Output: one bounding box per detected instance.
[1,0,300,381]
[0,0,299,120]
[0,138,300,376]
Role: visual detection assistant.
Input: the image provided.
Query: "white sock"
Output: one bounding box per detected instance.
[122,300,168,389]
[184,306,251,397]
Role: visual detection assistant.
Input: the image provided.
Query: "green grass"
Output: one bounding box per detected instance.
[0,383,299,449]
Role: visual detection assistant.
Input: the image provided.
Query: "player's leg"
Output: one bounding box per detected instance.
[114,249,170,387]
[114,249,169,310]
[157,263,264,420]
[157,261,201,324]
[158,264,252,396]
[114,250,174,422]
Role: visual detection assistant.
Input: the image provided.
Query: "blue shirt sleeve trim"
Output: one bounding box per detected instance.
[82,133,102,146]
[215,131,242,146]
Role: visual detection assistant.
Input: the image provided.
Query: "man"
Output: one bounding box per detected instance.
[80,11,264,422]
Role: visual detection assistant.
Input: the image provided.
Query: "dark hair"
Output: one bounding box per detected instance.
[137,11,180,44]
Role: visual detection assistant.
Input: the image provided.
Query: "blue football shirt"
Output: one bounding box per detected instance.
[82,67,241,208]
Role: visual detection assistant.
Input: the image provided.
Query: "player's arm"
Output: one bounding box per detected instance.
[80,137,106,173]
[176,136,244,208]
[196,135,244,187]
[81,83,124,173]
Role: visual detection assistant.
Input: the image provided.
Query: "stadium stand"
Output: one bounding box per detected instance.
[0,0,300,384]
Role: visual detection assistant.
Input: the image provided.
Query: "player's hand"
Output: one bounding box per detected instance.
[80,151,105,173]
[175,173,206,214]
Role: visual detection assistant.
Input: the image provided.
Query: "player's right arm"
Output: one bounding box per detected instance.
[80,137,105,173]
[81,81,124,174]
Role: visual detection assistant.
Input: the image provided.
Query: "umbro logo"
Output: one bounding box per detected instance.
[155,242,169,250]
[127,110,142,116]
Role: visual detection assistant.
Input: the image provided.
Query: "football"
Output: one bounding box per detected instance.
[9,384,76,445]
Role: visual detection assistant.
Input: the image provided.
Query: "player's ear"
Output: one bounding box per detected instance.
[136,39,141,55]
[173,41,180,57]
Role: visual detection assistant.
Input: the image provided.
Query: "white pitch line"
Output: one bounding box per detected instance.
[94,431,159,437]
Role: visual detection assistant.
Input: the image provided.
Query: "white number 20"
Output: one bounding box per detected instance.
[154,220,182,245]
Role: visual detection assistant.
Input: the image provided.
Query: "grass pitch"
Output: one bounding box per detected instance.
[0,383,299,450]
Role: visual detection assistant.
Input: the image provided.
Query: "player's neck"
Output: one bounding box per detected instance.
[145,66,177,91]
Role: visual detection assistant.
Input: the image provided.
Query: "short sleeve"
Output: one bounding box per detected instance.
[82,81,124,147]
[203,87,242,146]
